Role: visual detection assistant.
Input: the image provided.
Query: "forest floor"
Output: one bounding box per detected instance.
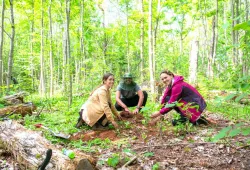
[70,110,250,170]
[1,110,250,170]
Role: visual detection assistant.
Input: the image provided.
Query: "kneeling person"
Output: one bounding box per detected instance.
[115,73,148,114]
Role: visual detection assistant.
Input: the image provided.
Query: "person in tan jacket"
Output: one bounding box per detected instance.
[76,73,122,129]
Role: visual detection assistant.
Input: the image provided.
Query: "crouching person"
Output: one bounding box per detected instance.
[150,69,208,126]
[76,73,122,129]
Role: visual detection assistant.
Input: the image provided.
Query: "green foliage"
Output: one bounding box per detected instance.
[212,123,250,142]
[152,162,160,170]
[144,152,154,157]
[107,154,120,168]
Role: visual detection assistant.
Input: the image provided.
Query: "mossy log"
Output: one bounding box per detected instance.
[2,91,28,105]
[0,102,36,117]
[0,120,96,170]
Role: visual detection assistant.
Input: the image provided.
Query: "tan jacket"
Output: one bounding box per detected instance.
[81,85,119,127]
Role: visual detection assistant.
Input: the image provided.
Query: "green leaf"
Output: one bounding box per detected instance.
[242,128,250,136]
[212,126,232,142]
[235,93,248,102]
[0,104,5,108]
[143,152,154,157]
[234,21,250,31]
[107,154,119,168]
[224,93,237,101]
[165,103,176,108]
[152,162,160,170]
[140,106,151,112]
[228,128,241,137]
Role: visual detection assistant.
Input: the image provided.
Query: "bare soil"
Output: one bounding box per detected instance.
[73,111,250,170]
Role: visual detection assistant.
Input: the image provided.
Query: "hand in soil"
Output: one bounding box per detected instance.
[150,111,161,118]
[132,108,139,114]
[148,116,162,126]
[112,121,119,129]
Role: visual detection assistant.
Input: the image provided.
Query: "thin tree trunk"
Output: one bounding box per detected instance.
[49,0,54,97]
[126,3,130,72]
[30,0,35,91]
[231,0,236,65]
[208,0,218,78]
[7,0,15,92]
[140,0,144,82]
[66,0,72,106]
[243,0,249,76]
[0,0,5,92]
[153,0,161,78]
[148,0,155,95]
[98,4,107,66]
[39,0,46,96]
[79,0,86,84]
[189,41,199,86]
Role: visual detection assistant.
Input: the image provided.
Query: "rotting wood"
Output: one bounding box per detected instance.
[2,91,28,105]
[0,102,36,117]
[0,120,96,170]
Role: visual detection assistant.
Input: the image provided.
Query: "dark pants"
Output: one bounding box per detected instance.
[115,91,148,111]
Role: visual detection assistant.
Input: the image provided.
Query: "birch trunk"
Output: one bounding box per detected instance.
[30,0,35,91]
[126,3,130,72]
[0,0,5,91]
[148,0,155,95]
[79,0,86,84]
[189,41,199,86]
[49,0,54,97]
[66,0,72,106]
[39,0,46,96]
[243,0,249,76]
[7,0,15,92]
[231,0,236,65]
[140,0,144,82]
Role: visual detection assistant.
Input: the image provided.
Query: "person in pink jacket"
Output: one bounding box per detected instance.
[151,70,208,126]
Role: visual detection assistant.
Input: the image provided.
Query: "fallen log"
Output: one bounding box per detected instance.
[0,120,96,170]
[0,102,37,117]
[2,91,28,105]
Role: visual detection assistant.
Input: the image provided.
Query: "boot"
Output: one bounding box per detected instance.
[75,111,84,128]
[172,116,188,126]
[194,116,209,125]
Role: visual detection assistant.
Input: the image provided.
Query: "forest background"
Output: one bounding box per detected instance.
[0,0,250,169]
[0,0,249,102]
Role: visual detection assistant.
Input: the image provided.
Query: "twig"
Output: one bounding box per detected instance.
[122,156,137,168]
[237,144,250,150]
[36,106,45,117]
[134,142,220,150]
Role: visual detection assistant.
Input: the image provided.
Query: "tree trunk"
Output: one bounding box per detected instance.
[231,0,236,65]
[0,0,5,93]
[189,41,199,86]
[79,0,86,84]
[7,0,15,92]
[66,0,72,107]
[126,3,130,72]
[30,0,35,92]
[0,121,96,170]
[153,0,161,78]
[49,0,54,97]
[243,0,249,76]
[148,0,155,95]
[140,0,144,82]
[39,0,46,96]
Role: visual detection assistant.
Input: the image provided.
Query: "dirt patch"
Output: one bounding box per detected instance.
[71,130,118,141]
[94,111,250,169]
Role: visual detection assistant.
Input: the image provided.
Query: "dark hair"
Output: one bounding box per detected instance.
[90,73,114,96]
[102,73,114,83]
[160,70,174,77]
